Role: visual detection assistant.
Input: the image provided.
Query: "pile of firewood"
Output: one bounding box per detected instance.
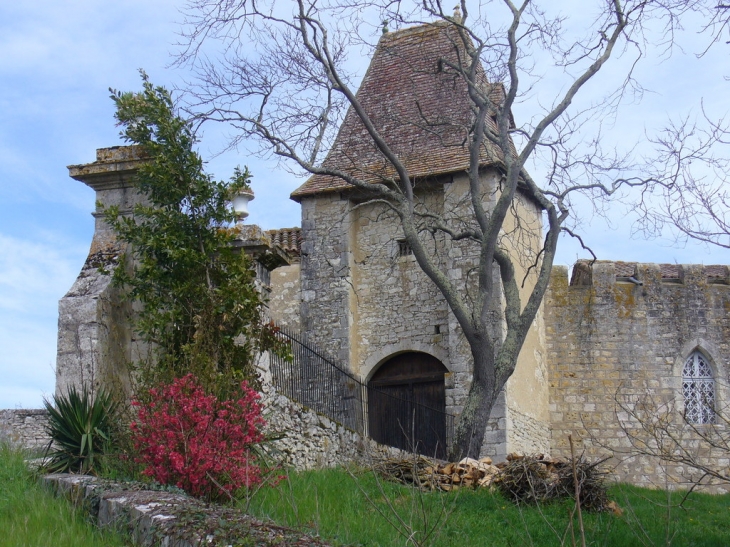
[496,453,612,511]
[493,453,565,503]
[374,453,615,513]
[373,455,502,492]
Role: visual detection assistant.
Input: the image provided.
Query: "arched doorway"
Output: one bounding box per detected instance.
[367,352,448,458]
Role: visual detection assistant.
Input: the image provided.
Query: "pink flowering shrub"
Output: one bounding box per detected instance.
[130,374,265,501]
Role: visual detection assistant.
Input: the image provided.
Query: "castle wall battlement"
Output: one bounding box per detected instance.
[568,260,729,287]
[546,261,730,492]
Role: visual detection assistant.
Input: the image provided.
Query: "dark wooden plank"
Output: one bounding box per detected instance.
[367,352,448,458]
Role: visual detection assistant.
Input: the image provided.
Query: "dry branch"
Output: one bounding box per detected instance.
[373,453,613,512]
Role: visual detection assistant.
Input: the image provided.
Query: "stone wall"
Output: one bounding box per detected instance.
[546,261,730,492]
[297,170,551,460]
[348,191,449,382]
[440,171,508,458]
[499,190,551,457]
[0,409,50,450]
[43,474,332,546]
[260,384,402,469]
[256,353,403,469]
[299,194,353,363]
[267,263,301,330]
[508,407,551,455]
[299,180,498,454]
[56,252,134,398]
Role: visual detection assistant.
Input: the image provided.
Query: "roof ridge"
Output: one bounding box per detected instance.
[380,20,451,41]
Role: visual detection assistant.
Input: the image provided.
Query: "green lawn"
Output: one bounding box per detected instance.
[0,443,128,547]
[245,466,730,547]
[5,438,727,547]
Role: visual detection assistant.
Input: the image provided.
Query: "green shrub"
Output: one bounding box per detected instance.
[106,74,280,399]
[43,386,118,474]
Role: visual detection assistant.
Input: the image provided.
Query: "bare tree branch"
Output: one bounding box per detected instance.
[174,0,730,459]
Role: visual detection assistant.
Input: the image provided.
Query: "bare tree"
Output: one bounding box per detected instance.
[173,0,728,459]
[636,110,730,249]
[612,382,730,488]
[631,1,730,249]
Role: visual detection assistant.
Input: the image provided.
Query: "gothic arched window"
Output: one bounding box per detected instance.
[682,351,716,425]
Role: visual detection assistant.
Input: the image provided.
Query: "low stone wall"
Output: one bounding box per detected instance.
[0,356,398,468]
[0,409,50,450]
[0,392,396,470]
[42,474,330,546]
[259,382,404,469]
[256,350,405,469]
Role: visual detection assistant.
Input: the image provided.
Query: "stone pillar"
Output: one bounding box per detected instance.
[56,148,295,399]
[56,146,148,398]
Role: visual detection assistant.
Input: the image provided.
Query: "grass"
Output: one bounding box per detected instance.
[245,466,730,547]
[6,434,726,547]
[0,442,128,547]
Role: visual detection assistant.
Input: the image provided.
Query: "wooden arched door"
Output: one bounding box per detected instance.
[367,352,448,458]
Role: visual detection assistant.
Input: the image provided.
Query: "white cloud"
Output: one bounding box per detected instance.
[0,234,83,310]
[0,0,183,214]
[0,1,180,82]
[0,231,87,408]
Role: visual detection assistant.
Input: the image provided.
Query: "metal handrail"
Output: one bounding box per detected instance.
[268,325,455,456]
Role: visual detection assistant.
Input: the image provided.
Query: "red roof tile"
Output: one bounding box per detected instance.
[291,21,505,200]
[659,264,682,279]
[267,228,302,256]
[705,265,728,279]
[613,262,637,278]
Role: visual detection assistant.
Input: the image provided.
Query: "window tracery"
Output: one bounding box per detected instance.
[682,351,716,425]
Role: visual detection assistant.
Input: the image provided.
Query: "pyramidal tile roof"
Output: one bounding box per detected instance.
[291,21,505,201]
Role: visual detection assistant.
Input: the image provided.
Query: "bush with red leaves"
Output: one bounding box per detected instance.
[131,374,265,501]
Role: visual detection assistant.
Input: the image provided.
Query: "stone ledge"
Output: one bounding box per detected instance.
[42,474,332,546]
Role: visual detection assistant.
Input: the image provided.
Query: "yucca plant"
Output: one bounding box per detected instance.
[43,386,118,474]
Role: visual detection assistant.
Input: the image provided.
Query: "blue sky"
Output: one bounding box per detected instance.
[1,1,728,409]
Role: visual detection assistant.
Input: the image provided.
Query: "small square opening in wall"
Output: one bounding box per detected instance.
[397,239,413,257]
[434,325,441,335]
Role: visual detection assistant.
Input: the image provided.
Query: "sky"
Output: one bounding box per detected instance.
[0,1,728,409]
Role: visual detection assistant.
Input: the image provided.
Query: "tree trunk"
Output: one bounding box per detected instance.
[449,341,498,460]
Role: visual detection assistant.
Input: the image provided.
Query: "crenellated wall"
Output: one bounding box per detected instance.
[546,261,730,491]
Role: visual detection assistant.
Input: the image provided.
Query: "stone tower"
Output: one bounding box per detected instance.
[282,22,551,460]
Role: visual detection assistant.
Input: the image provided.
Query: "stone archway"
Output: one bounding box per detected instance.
[367,352,448,458]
